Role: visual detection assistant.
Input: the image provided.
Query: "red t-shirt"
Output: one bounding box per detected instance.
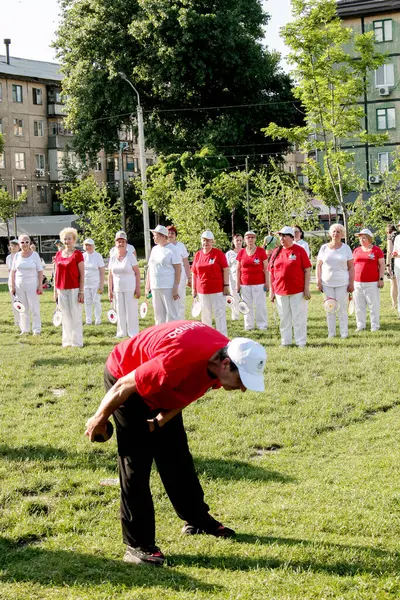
[106,321,228,410]
[237,247,268,285]
[353,245,384,282]
[55,250,84,289]
[192,248,228,294]
[268,244,311,295]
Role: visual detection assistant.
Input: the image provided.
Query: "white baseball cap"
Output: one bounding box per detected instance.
[115,231,128,241]
[275,226,295,236]
[83,238,95,246]
[150,225,169,237]
[227,338,267,392]
[355,228,373,237]
[244,231,256,237]
[10,239,19,245]
[201,230,215,240]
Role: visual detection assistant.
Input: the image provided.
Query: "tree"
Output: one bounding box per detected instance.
[263,0,387,242]
[55,0,300,159]
[249,164,318,235]
[0,190,27,240]
[0,133,4,154]
[167,174,229,254]
[212,171,249,237]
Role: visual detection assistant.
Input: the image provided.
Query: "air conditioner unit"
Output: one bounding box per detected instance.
[369,174,381,184]
[35,168,45,178]
[379,86,390,96]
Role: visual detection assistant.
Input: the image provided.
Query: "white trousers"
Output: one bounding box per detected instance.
[8,288,20,326]
[15,280,41,334]
[229,274,240,320]
[114,291,139,338]
[353,281,380,331]
[322,284,349,338]
[84,286,102,324]
[58,288,83,347]
[198,293,227,336]
[275,292,308,347]
[152,288,181,325]
[241,284,268,330]
[177,282,187,320]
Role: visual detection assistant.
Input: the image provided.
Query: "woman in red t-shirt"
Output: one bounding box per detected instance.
[191,230,229,335]
[352,228,385,332]
[268,226,311,347]
[54,227,85,347]
[236,231,269,330]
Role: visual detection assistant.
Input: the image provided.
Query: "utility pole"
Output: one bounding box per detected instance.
[118,72,151,261]
[118,142,126,231]
[245,156,250,230]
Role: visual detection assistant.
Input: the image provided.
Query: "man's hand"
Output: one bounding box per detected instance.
[85,415,108,442]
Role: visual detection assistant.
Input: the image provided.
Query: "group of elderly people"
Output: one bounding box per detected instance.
[5,221,390,347]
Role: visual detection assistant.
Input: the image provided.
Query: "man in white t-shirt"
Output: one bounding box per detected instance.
[83,239,105,325]
[145,225,182,324]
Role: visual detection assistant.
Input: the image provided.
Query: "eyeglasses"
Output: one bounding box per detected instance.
[20,240,30,244]
[279,233,289,237]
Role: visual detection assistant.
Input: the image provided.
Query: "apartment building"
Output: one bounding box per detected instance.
[337,0,400,185]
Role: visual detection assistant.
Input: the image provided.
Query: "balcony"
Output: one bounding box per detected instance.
[48,103,67,117]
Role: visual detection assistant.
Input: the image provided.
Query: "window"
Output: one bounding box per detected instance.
[0,153,5,169]
[32,88,43,105]
[34,120,44,137]
[377,107,396,130]
[15,152,25,169]
[12,84,23,103]
[35,153,45,169]
[375,64,395,87]
[378,152,390,172]
[13,118,24,136]
[374,19,393,42]
[37,185,47,203]
[126,155,134,171]
[16,184,28,199]
[95,160,102,172]
[0,119,2,134]
[146,158,154,166]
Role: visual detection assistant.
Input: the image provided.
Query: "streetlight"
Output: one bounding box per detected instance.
[118,72,151,261]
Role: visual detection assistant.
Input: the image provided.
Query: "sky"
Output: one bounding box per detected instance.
[1,0,293,70]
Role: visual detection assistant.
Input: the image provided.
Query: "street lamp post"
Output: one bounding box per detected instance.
[118,72,151,262]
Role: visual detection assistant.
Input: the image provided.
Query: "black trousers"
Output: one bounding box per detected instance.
[104,367,212,548]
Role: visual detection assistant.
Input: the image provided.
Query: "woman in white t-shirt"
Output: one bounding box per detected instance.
[6,239,20,326]
[225,233,243,321]
[316,223,354,339]
[167,225,191,319]
[11,234,43,335]
[83,239,105,325]
[293,225,310,258]
[145,225,182,325]
[108,232,141,338]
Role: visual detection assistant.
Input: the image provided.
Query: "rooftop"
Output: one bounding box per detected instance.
[337,0,400,17]
[0,55,62,82]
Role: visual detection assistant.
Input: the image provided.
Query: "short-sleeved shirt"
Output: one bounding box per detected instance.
[106,321,228,410]
[6,253,16,286]
[192,248,229,294]
[55,250,84,290]
[148,243,182,289]
[237,247,268,286]
[268,244,311,295]
[226,250,239,280]
[12,251,43,286]
[393,234,400,269]
[353,245,384,282]
[83,251,105,288]
[317,243,353,287]
[173,240,189,285]
[295,239,310,258]
[109,253,138,292]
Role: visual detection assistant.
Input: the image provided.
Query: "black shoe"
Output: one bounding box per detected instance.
[123,545,165,566]
[181,521,236,538]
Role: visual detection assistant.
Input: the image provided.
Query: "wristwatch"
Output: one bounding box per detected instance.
[380,277,384,281]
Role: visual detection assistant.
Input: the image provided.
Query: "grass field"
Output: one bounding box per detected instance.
[1,283,400,599]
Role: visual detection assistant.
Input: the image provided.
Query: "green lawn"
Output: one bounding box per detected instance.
[1,284,400,599]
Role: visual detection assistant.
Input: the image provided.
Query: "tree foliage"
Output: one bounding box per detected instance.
[263,0,388,241]
[55,0,299,159]
[0,189,27,239]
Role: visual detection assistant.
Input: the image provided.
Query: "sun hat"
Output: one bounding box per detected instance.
[10,239,19,245]
[83,238,95,246]
[150,225,169,237]
[244,231,256,236]
[227,338,267,392]
[201,230,215,240]
[355,228,373,237]
[275,226,295,236]
[115,231,128,241]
